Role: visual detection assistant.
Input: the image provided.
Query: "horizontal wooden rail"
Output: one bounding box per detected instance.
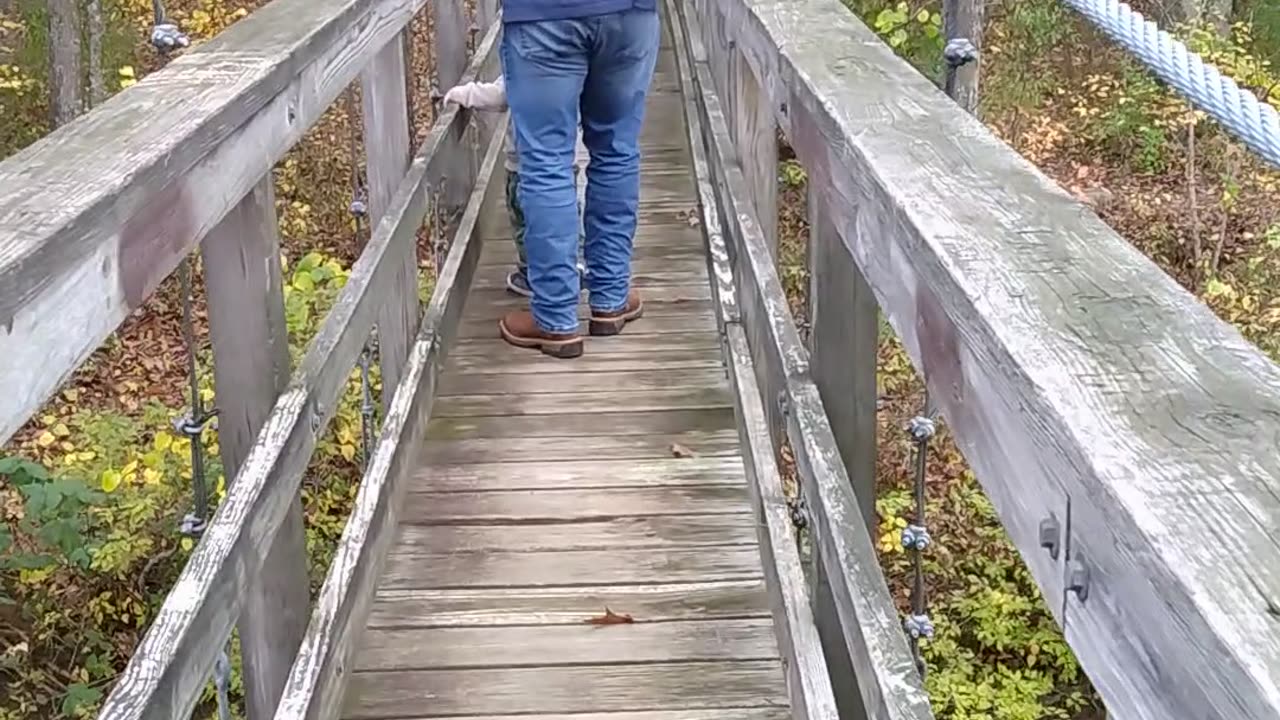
[0,0,426,445]
[672,2,935,718]
[93,21,502,720]
[272,108,507,720]
[694,0,1280,718]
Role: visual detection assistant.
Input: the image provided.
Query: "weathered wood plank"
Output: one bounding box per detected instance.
[343,661,789,718]
[677,2,935,719]
[410,457,746,492]
[707,0,1280,717]
[807,186,878,533]
[451,334,719,359]
[367,582,768,629]
[271,90,508,720]
[422,431,740,464]
[458,310,715,339]
[432,0,469,210]
[94,25,502,720]
[730,45,777,255]
[427,409,735,440]
[477,254,709,274]
[400,485,755,523]
[392,514,758,553]
[434,387,731,417]
[380,545,765,589]
[466,282,712,308]
[446,351,722,375]
[358,707,788,712]
[202,177,312,720]
[356,618,779,670]
[361,30,418,406]
[465,295,716,321]
[439,367,724,394]
[666,4,839,718]
[478,217,703,247]
[0,0,428,445]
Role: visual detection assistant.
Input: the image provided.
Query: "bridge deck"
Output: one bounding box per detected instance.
[340,31,791,720]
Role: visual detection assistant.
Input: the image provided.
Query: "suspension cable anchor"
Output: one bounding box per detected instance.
[173,408,219,437]
[178,512,207,538]
[907,415,936,443]
[943,38,978,69]
[788,496,809,531]
[901,523,931,551]
[150,23,190,54]
[904,613,935,640]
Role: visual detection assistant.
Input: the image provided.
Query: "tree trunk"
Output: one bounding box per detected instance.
[48,0,83,126]
[86,0,105,106]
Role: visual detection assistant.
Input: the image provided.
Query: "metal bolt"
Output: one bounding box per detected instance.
[1039,514,1061,560]
[1067,559,1090,602]
[908,416,935,443]
[943,38,978,68]
[777,391,790,415]
[901,524,931,551]
[903,614,934,640]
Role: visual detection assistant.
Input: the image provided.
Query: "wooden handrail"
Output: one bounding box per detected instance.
[0,0,425,445]
[684,0,1280,717]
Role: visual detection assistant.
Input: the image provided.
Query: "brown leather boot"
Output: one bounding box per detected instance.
[589,289,644,336]
[499,310,584,358]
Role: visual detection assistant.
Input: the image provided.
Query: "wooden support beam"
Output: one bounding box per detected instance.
[942,0,983,114]
[432,0,471,212]
[362,31,419,404]
[702,0,1280,717]
[730,45,778,256]
[673,1,933,718]
[272,105,508,720]
[202,178,312,720]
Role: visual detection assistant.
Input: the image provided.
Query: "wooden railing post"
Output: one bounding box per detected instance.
[202,177,311,720]
[729,47,777,255]
[806,184,881,720]
[433,0,471,212]
[362,32,418,402]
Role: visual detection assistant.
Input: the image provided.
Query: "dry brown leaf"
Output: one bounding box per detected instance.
[670,442,698,458]
[585,607,634,625]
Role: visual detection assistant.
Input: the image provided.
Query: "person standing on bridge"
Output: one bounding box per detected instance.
[496,0,660,358]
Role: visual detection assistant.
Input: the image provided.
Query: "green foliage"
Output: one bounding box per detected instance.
[982,0,1068,120]
[870,2,944,75]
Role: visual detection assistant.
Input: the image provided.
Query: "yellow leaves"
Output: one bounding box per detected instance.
[339,444,357,462]
[118,65,137,89]
[877,515,909,555]
[181,537,194,552]
[101,469,123,493]
[52,423,70,438]
[37,432,56,448]
[153,432,173,453]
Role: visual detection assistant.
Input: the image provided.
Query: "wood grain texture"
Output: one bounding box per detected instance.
[363,713,787,720]
[730,44,777,255]
[678,2,935,718]
[434,387,731,417]
[380,546,765,589]
[427,408,734,441]
[438,367,725,394]
[706,0,1280,717]
[202,177,312,720]
[422,431,741,464]
[271,88,508,720]
[0,0,429,445]
[457,311,716,339]
[411,456,746,491]
[666,6,839,719]
[400,485,756,523]
[392,514,758,552]
[366,581,770,629]
[355,618,779,670]
[432,0,470,211]
[446,351,722,375]
[343,661,789,718]
[361,30,418,406]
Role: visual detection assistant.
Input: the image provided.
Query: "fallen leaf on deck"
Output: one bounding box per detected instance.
[586,607,634,625]
[670,442,698,458]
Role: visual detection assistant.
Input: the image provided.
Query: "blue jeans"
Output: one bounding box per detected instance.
[501,9,660,333]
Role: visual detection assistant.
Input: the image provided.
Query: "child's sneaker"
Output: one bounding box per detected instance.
[506,270,533,298]
[505,265,588,298]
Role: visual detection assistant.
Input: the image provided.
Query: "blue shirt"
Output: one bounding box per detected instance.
[502,0,656,23]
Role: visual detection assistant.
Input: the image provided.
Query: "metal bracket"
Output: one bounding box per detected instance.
[1039,513,1061,560]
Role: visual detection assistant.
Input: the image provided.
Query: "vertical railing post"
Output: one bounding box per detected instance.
[362,32,418,402]
[433,0,471,214]
[202,177,309,720]
[941,0,983,114]
[729,47,777,256]
[805,185,881,720]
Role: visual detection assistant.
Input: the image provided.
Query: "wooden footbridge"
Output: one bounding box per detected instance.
[2,0,1280,719]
